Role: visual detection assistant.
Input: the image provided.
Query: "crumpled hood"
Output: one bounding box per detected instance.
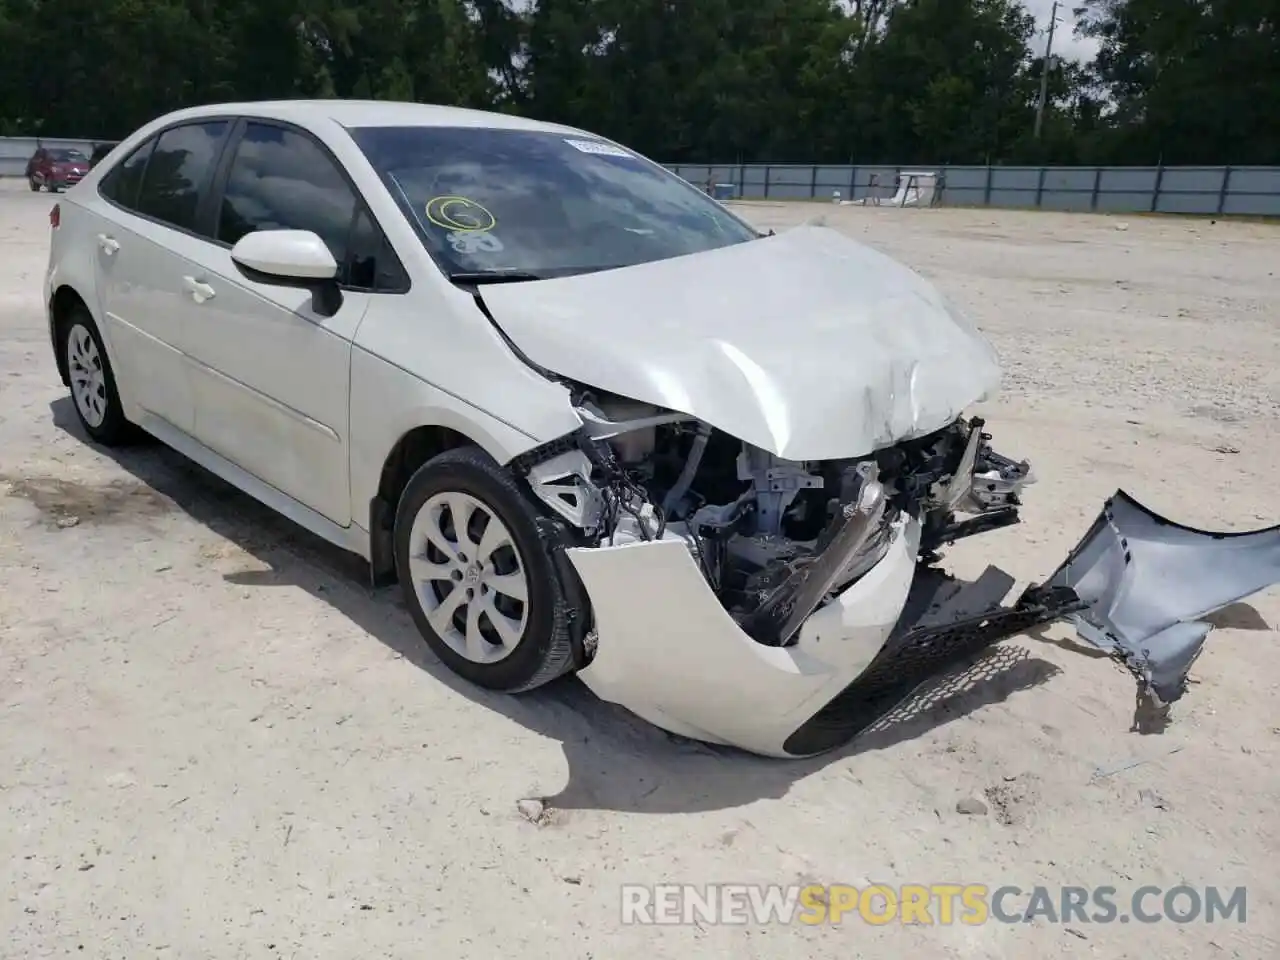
[479,225,1001,460]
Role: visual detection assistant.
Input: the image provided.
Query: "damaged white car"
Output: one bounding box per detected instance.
[47,101,1280,758]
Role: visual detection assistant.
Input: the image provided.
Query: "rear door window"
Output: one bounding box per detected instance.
[133,121,229,234]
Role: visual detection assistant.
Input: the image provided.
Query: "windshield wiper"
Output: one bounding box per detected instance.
[448,270,545,285]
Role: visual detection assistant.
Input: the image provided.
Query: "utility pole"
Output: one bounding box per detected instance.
[1033,0,1060,140]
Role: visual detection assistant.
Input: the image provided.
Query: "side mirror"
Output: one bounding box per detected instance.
[231,229,337,282]
[230,229,343,316]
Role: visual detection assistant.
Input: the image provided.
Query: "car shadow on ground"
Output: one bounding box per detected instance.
[50,397,1069,815]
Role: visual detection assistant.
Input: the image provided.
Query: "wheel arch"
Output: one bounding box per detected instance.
[366,418,549,585]
[49,284,94,386]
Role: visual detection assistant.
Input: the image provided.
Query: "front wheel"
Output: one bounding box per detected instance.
[28,177,40,192]
[394,446,577,693]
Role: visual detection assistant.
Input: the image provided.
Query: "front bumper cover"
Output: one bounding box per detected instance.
[1046,491,1280,729]
[568,491,1280,758]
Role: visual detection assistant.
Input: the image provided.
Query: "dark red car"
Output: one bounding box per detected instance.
[25,146,91,193]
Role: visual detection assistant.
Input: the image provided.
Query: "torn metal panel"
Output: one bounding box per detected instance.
[739,462,887,647]
[1046,490,1280,706]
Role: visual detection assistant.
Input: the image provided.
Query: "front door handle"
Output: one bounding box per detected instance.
[97,234,119,255]
[182,276,216,304]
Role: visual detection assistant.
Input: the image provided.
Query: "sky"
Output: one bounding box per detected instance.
[1024,0,1102,62]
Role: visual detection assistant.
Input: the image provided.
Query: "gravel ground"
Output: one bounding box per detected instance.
[2,179,1278,959]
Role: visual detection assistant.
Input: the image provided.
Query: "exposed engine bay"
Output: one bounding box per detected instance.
[504,382,1280,757]
[518,385,1031,649]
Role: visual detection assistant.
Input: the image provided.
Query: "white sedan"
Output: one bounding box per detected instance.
[45,100,1279,757]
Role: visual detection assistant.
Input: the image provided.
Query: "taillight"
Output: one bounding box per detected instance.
[49,203,60,229]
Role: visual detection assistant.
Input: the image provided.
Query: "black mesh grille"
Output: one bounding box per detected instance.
[782,586,1080,756]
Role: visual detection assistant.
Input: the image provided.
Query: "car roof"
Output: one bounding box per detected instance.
[149,99,592,137]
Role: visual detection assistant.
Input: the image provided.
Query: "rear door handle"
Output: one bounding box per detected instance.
[97,234,119,255]
[182,276,216,304]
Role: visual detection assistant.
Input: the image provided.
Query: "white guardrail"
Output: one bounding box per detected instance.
[0,136,107,179]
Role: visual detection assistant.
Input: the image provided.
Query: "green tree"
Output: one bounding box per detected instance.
[1078,0,1280,163]
[850,0,1038,164]
[0,0,1272,167]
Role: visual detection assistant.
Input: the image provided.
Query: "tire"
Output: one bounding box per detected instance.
[394,445,577,693]
[60,307,137,446]
[28,177,39,192]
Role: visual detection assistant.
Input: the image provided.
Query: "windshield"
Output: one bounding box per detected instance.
[49,149,86,162]
[348,125,758,280]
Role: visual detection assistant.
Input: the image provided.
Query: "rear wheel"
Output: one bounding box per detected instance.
[394,446,577,692]
[28,177,39,192]
[61,308,137,446]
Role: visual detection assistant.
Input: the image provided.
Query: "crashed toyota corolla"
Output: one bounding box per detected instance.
[50,103,1280,759]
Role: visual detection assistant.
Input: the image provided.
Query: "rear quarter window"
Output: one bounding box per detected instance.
[99,138,156,211]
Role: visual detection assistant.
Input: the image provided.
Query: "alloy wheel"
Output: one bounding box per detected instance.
[408,491,530,664]
[67,322,108,428]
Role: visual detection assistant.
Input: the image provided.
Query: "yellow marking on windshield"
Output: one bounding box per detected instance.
[425,196,497,233]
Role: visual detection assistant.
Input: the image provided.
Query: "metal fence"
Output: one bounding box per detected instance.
[4,135,1277,216]
[667,163,1280,216]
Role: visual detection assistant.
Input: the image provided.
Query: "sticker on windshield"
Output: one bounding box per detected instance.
[447,231,504,255]
[425,196,496,233]
[563,138,633,158]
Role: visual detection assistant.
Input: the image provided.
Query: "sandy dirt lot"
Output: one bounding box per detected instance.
[2,179,1278,959]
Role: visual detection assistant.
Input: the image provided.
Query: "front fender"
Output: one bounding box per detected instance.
[348,346,581,532]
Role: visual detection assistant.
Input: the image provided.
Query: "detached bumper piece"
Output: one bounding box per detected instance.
[784,489,1280,757]
[1045,490,1280,727]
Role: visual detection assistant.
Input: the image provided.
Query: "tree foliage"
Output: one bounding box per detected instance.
[1077,0,1279,163]
[0,0,1274,163]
